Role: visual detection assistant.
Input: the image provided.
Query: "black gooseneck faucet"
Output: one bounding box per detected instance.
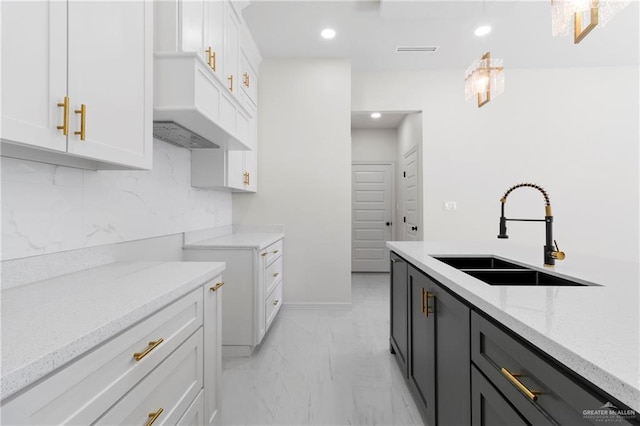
[498,183,566,266]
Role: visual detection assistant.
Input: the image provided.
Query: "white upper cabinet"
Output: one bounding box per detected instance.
[0,1,153,170]
[224,3,241,96]
[1,1,67,153]
[205,0,225,80]
[66,1,152,169]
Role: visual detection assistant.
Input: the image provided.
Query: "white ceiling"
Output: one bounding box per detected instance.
[244,0,639,72]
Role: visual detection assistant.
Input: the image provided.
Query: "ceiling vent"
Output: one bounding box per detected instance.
[395,46,439,53]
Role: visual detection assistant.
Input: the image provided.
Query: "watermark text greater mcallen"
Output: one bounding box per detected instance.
[583,402,637,423]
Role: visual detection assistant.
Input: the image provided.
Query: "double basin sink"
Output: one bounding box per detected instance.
[433,256,595,287]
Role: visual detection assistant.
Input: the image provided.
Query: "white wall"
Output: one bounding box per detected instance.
[353,67,639,263]
[1,141,232,260]
[351,129,397,162]
[233,58,352,306]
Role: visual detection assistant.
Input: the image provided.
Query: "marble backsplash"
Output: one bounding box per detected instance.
[1,140,232,261]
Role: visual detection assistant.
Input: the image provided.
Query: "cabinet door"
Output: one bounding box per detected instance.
[390,253,409,378]
[243,150,258,192]
[180,0,205,59]
[1,1,67,152]
[471,365,529,426]
[227,150,246,190]
[204,279,223,425]
[67,1,152,169]
[204,0,224,79]
[224,2,240,95]
[408,266,436,426]
[433,279,471,426]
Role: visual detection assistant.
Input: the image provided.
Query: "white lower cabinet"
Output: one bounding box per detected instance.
[184,239,283,356]
[0,279,222,426]
[177,390,205,426]
[96,328,204,425]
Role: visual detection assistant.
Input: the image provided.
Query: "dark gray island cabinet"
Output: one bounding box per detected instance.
[389,251,640,426]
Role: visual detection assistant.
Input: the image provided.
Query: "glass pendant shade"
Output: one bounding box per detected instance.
[551,0,630,42]
[464,52,504,108]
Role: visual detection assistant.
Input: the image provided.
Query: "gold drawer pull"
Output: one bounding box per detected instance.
[228,75,234,92]
[133,338,164,361]
[74,104,86,140]
[273,249,279,254]
[273,272,279,277]
[56,96,69,135]
[261,252,268,257]
[272,299,279,306]
[210,282,225,292]
[146,408,164,426]
[425,291,434,318]
[501,368,540,401]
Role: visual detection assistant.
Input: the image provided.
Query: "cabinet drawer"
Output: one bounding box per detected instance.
[265,282,283,330]
[1,288,204,425]
[261,239,283,267]
[265,255,283,295]
[177,389,205,426]
[471,311,637,425]
[471,365,529,426]
[96,327,204,425]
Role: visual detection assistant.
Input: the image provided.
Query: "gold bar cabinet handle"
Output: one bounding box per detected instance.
[145,408,164,426]
[244,72,250,87]
[425,291,434,318]
[273,299,279,306]
[210,282,225,292]
[205,46,213,68]
[57,96,69,135]
[273,272,279,277]
[74,104,86,140]
[273,249,279,254]
[246,172,250,186]
[133,338,164,361]
[228,75,233,92]
[261,252,268,257]
[500,367,540,401]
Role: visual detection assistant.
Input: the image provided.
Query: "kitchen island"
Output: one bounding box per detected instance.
[388,240,639,425]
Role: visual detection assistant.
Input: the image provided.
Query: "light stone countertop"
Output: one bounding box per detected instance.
[1,261,225,401]
[387,240,640,412]
[184,232,284,251]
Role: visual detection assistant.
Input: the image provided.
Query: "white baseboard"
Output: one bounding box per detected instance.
[282,302,352,310]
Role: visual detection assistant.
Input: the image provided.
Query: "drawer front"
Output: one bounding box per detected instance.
[265,255,283,295]
[265,282,283,331]
[471,365,529,426]
[471,312,636,426]
[261,239,283,267]
[1,287,204,425]
[177,390,205,426]
[96,328,204,425]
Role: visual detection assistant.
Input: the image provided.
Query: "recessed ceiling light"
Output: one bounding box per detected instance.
[474,26,492,36]
[371,112,382,119]
[321,28,336,39]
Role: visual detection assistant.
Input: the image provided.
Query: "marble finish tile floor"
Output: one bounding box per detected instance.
[219,273,423,426]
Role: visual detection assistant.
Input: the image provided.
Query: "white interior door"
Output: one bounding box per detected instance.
[352,163,393,272]
[403,148,420,241]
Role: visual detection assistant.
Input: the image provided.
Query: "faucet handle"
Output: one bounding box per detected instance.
[552,240,566,260]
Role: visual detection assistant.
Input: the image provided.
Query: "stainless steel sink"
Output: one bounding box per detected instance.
[433,256,595,287]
